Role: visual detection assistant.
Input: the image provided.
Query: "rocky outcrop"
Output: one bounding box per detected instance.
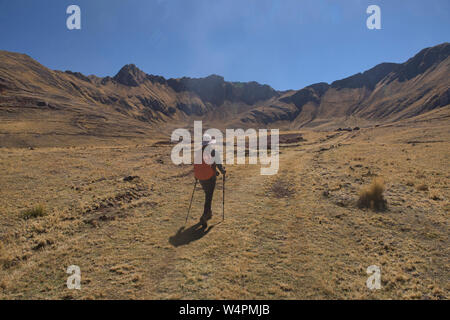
[331,63,399,90]
[168,75,279,106]
[389,42,450,82]
[64,70,91,83]
[113,64,148,87]
[281,83,328,108]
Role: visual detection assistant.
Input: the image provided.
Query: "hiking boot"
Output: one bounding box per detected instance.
[204,210,212,221]
[199,216,208,228]
[199,210,212,228]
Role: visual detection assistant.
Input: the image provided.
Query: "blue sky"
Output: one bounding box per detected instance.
[0,0,449,90]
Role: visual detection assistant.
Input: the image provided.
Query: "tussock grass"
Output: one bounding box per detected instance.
[357,178,387,211]
[20,205,47,220]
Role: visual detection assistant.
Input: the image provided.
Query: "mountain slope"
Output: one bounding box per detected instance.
[242,43,450,129]
[0,43,449,146]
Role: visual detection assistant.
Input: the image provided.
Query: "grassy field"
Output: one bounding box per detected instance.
[0,110,448,299]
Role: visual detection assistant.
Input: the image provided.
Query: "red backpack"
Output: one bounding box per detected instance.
[194,151,215,180]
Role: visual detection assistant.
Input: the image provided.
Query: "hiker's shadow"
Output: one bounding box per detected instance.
[169,222,215,247]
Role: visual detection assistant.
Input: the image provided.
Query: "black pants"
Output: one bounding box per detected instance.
[199,176,216,218]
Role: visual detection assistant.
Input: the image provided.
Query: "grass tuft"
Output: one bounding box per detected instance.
[357,178,387,211]
[20,205,47,220]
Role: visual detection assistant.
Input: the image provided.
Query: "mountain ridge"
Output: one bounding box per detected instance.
[3,42,449,92]
[0,43,449,146]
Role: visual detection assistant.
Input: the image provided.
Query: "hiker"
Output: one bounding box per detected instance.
[194,134,226,227]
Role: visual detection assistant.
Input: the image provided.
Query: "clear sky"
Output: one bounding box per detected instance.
[0,0,449,90]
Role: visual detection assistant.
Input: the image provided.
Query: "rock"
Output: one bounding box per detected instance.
[123,175,139,182]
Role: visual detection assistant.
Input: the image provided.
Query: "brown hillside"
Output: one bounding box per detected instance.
[0,43,449,147]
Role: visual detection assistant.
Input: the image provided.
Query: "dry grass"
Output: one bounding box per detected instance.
[0,114,448,300]
[357,178,387,211]
[416,184,429,191]
[0,241,5,264]
[268,176,296,198]
[405,180,415,187]
[429,190,443,201]
[0,241,13,269]
[20,204,46,220]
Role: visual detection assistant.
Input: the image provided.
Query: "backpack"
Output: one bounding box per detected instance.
[194,150,215,181]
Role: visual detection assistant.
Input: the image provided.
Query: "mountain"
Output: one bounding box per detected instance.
[243,42,450,129]
[0,43,449,146]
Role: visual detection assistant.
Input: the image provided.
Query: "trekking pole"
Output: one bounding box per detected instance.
[185,179,197,225]
[222,174,225,221]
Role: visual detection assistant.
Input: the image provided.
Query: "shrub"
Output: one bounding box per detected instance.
[357,178,387,211]
[21,205,47,220]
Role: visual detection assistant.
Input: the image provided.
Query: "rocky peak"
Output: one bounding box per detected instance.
[113,64,148,87]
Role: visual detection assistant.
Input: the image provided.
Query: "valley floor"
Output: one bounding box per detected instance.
[0,110,449,299]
